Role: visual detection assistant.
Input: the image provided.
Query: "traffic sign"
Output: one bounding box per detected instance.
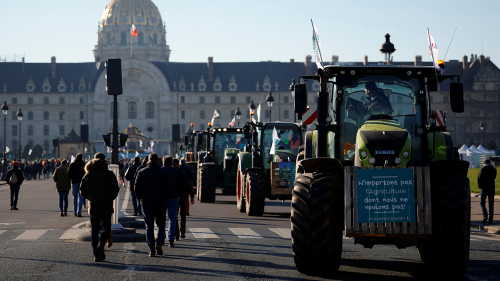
[435,110,445,126]
[301,107,317,125]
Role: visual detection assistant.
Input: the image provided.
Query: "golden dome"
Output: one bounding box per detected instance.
[101,0,163,28]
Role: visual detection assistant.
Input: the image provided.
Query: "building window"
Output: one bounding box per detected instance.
[59,111,65,120]
[284,110,289,119]
[59,97,65,104]
[230,96,236,103]
[153,33,157,45]
[110,102,119,118]
[12,141,17,151]
[12,125,17,136]
[59,125,65,136]
[12,97,17,104]
[44,111,49,120]
[128,102,137,119]
[11,111,16,120]
[283,96,289,103]
[28,97,33,104]
[246,96,251,103]
[443,95,449,102]
[200,110,205,119]
[28,125,33,136]
[28,111,33,120]
[44,125,49,136]
[138,32,144,45]
[44,97,49,104]
[265,110,269,119]
[199,97,205,103]
[121,32,126,45]
[397,96,403,103]
[215,96,221,103]
[146,101,154,119]
[181,110,185,119]
[44,140,49,151]
[199,124,205,130]
[80,97,84,104]
[80,111,84,120]
[147,127,153,133]
[180,96,185,103]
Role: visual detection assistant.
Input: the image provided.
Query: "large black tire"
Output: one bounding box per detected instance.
[245,170,265,216]
[418,174,470,277]
[199,164,216,203]
[291,173,343,276]
[186,162,198,187]
[296,151,305,175]
[236,161,246,212]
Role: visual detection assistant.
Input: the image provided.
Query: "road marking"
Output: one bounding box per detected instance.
[121,189,130,211]
[471,234,500,241]
[14,230,48,240]
[0,230,7,236]
[229,228,263,238]
[58,229,89,240]
[189,228,219,238]
[269,228,291,239]
[0,222,26,226]
[71,222,87,229]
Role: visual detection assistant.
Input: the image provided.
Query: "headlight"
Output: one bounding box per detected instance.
[225,156,232,160]
[360,151,367,158]
[402,151,409,158]
[394,157,402,164]
[368,157,376,164]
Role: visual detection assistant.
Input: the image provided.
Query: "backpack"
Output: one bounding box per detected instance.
[10,171,18,184]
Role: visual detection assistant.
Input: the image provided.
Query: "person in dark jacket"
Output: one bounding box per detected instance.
[53,160,72,216]
[6,161,25,210]
[162,156,186,246]
[179,158,196,216]
[174,158,195,239]
[67,153,86,217]
[80,153,120,262]
[125,157,142,216]
[478,159,498,224]
[31,161,38,180]
[134,153,172,257]
[356,81,393,119]
[134,156,149,180]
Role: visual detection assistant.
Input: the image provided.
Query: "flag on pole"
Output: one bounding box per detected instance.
[150,141,154,147]
[311,19,324,69]
[5,147,9,153]
[29,149,32,155]
[257,102,262,123]
[211,110,220,125]
[70,155,76,164]
[269,127,281,155]
[140,140,143,147]
[131,24,138,37]
[107,147,110,153]
[229,116,235,128]
[84,147,87,152]
[135,151,139,157]
[427,28,441,72]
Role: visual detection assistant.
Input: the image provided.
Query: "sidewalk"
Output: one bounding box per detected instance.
[471,193,500,234]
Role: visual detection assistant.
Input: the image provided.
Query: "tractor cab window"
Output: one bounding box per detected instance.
[261,124,301,168]
[339,75,424,164]
[213,131,245,165]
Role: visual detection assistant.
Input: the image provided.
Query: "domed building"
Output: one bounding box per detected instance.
[94,0,171,62]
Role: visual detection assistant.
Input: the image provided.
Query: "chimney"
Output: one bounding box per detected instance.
[51,56,56,78]
[414,55,422,66]
[463,55,469,77]
[305,55,312,75]
[479,55,485,66]
[363,55,368,66]
[331,55,339,65]
[290,59,294,63]
[207,56,214,81]
[22,57,25,72]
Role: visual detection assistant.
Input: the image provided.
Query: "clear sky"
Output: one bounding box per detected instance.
[2,0,498,65]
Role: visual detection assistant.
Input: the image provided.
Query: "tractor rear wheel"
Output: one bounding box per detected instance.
[199,164,216,203]
[291,172,343,276]
[236,161,246,212]
[245,169,265,216]
[418,173,470,277]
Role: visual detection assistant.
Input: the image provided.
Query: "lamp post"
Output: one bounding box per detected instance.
[16,109,23,161]
[248,100,256,122]
[479,121,484,146]
[1,101,8,180]
[265,91,274,123]
[235,107,241,128]
[468,127,472,147]
[380,33,396,65]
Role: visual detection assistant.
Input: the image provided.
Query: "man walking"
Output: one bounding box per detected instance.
[53,160,72,216]
[174,158,195,239]
[67,153,86,217]
[134,153,172,257]
[478,159,498,224]
[162,156,186,246]
[125,157,142,216]
[80,153,120,262]
[6,161,25,210]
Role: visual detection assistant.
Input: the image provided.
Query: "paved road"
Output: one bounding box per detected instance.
[1,178,500,280]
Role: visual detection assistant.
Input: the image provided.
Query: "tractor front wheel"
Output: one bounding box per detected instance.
[199,164,216,203]
[236,161,246,212]
[245,169,265,216]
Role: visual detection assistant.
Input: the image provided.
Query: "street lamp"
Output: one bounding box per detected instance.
[479,121,484,146]
[17,109,23,161]
[248,100,256,122]
[265,91,274,123]
[1,101,8,180]
[235,107,241,128]
[380,33,396,65]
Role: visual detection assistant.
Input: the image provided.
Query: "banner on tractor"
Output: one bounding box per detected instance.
[278,162,296,187]
[356,168,416,223]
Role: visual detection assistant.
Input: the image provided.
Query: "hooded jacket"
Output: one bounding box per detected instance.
[67,158,86,184]
[478,164,498,190]
[80,159,120,216]
[6,166,24,188]
[134,162,172,205]
[53,164,71,191]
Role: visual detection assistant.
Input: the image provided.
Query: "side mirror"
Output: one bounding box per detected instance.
[427,76,438,92]
[450,82,464,113]
[294,84,308,118]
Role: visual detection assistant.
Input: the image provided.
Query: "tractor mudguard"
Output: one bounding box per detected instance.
[237,151,252,175]
[304,131,314,159]
[299,158,344,191]
[430,160,469,178]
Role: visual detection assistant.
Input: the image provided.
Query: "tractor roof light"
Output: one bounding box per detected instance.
[340,70,345,75]
[218,128,222,131]
[419,90,424,94]
[190,123,194,127]
[223,128,227,131]
[438,60,445,69]
[208,122,212,127]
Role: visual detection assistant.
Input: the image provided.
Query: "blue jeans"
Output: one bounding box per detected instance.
[72,183,84,215]
[480,189,495,221]
[10,186,20,208]
[141,202,166,251]
[90,214,111,257]
[165,198,179,241]
[130,189,141,214]
[58,190,69,213]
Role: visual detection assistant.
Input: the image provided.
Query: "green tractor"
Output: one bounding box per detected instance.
[290,64,470,277]
[236,120,303,216]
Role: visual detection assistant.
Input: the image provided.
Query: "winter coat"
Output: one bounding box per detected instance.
[67,159,86,184]
[162,165,189,199]
[124,163,141,191]
[134,162,172,206]
[6,167,24,188]
[53,164,71,191]
[478,164,498,190]
[178,165,195,199]
[80,159,120,216]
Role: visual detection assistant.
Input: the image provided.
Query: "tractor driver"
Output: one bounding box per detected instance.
[359,81,393,119]
[222,135,236,148]
[289,130,300,153]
